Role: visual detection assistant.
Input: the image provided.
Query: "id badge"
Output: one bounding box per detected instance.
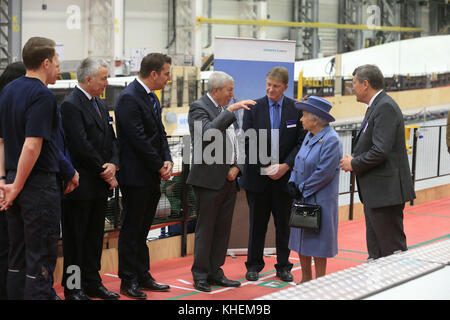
[286,120,297,128]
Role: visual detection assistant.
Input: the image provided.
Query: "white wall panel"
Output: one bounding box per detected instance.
[123,0,168,58]
[22,0,86,61]
[20,0,432,64]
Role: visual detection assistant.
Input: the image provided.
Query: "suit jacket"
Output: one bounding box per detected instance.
[114,79,172,187]
[55,105,75,183]
[61,86,119,200]
[351,90,415,209]
[240,95,306,193]
[187,94,241,190]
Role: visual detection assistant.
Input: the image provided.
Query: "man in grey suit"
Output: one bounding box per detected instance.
[187,71,255,292]
[340,64,415,260]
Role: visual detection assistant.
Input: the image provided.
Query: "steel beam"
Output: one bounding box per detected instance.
[196,17,423,32]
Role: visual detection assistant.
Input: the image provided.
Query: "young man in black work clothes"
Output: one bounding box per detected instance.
[0,62,26,300]
[0,37,61,300]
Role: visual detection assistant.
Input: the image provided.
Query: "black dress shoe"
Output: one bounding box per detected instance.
[64,290,91,300]
[245,271,259,281]
[208,277,241,287]
[193,279,211,292]
[140,279,170,292]
[276,270,293,282]
[120,284,147,300]
[85,285,120,300]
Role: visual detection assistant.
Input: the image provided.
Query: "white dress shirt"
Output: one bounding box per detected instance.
[206,93,238,165]
[367,89,383,109]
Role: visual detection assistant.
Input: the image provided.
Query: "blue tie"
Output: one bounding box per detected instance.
[271,102,280,162]
[272,102,280,129]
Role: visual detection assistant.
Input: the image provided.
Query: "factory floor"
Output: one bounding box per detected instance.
[53,195,450,301]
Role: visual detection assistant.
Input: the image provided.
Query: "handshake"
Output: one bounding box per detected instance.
[287,182,302,200]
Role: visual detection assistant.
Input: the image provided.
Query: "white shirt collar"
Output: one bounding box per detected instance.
[205,93,237,162]
[207,92,220,108]
[76,84,93,100]
[136,77,152,95]
[367,89,383,108]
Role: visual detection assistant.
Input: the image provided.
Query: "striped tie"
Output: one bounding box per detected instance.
[149,92,160,118]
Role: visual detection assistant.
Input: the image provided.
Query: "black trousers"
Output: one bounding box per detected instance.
[6,171,60,300]
[118,184,160,286]
[245,184,293,273]
[0,213,8,300]
[364,203,407,259]
[61,198,107,292]
[191,180,237,281]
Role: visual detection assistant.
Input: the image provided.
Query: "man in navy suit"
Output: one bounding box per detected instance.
[60,57,119,300]
[115,53,173,299]
[241,66,306,282]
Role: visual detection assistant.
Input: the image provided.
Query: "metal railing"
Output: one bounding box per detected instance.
[50,71,450,110]
[335,124,450,218]
[101,123,449,255]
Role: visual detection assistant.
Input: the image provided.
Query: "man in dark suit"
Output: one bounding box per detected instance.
[187,71,255,292]
[115,53,173,299]
[241,66,306,282]
[340,64,415,260]
[60,57,120,300]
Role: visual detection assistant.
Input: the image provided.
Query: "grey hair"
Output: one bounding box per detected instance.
[308,112,329,128]
[207,71,234,92]
[77,57,109,83]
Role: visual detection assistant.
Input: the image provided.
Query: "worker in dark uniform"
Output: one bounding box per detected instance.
[0,37,61,300]
[0,61,26,300]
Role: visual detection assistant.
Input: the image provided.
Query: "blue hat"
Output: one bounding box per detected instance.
[295,96,335,123]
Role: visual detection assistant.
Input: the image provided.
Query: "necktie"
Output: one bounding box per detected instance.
[271,102,280,129]
[92,98,102,118]
[149,92,160,118]
[271,102,281,162]
[220,106,238,165]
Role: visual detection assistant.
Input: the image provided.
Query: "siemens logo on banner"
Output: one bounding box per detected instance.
[263,48,288,54]
[214,37,296,63]
[214,37,296,101]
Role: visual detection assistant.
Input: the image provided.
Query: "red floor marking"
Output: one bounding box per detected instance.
[53,196,450,300]
[405,196,450,217]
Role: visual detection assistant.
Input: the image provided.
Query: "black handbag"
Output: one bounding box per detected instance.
[289,197,321,232]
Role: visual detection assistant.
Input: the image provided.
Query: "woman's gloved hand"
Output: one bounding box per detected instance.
[287,182,302,200]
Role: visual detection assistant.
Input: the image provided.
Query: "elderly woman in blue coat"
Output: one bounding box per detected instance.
[287,96,342,284]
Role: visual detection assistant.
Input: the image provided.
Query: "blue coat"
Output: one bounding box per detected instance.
[288,125,342,258]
